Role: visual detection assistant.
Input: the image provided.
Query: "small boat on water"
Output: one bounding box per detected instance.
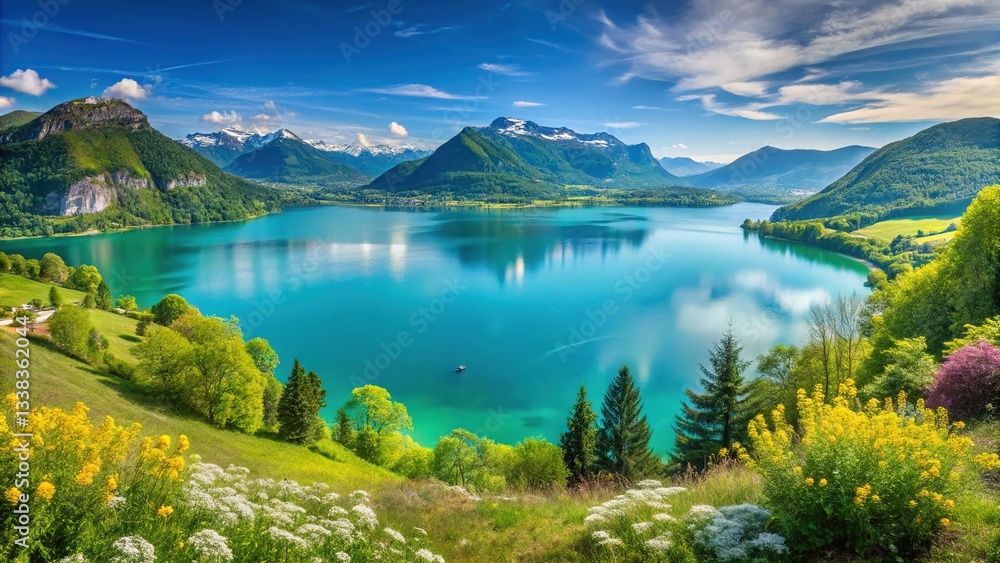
[455,365,467,372]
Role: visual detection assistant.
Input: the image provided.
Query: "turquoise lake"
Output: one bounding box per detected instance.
[0,203,869,453]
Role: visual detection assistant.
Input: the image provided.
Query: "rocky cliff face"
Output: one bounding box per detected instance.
[44,177,115,216]
[5,97,150,143]
[40,169,209,216]
[164,172,207,190]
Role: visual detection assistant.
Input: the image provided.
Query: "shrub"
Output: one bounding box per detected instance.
[49,305,98,361]
[582,480,787,562]
[927,340,1000,420]
[505,438,569,490]
[737,379,1000,555]
[104,352,138,381]
[151,294,191,326]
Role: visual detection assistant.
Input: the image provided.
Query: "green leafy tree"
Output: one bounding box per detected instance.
[432,429,502,490]
[246,338,280,374]
[48,305,97,361]
[0,252,10,272]
[48,286,62,308]
[25,259,40,279]
[95,281,113,310]
[390,437,434,479]
[8,254,26,276]
[596,365,659,478]
[341,385,412,463]
[559,384,598,484]
[132,325,194,401]
[68,265,102,293]
[277,359,327,444]
[115,295,138,311]
[862,337,936,400]
[82,292,96,309]
[39,253,68,284]
[673,329,751,469]
[151,294,192,326]
[507,438,569,490]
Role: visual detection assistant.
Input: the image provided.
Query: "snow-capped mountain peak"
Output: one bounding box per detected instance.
[304,140,427,158]
[488,117,620,147]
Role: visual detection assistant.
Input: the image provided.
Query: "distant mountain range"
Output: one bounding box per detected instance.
[658,157,724,176]
[686,145,876,203]
[368,117,688,196]
[0,97,282,237]
[224,129,370,188]
[773,117,1000,221]
[181,128,431,177]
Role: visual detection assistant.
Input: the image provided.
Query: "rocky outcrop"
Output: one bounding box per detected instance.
[111,171,152,189]
[164,172,207,190]
[8,97,150,142]
[44,178,115,216]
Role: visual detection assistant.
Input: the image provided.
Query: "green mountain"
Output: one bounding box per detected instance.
[367,117,688,197]
[687,145,875,202]
[0,110,41,133]
[224,130,371,187]
[772,118,1000,221]
[659,156,724,176]
[0,97,284,237]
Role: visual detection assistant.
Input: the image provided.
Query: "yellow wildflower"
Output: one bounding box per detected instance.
[940,518,950,527]
[819,478,828,487]
[157,505,174,518]
[36,482,55,501]
[805,478,815,486]
[4,487,21,505]
[155,435,171,450]
[177,434,190,454]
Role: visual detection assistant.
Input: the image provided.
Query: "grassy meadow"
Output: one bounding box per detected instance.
[854,214,963,243]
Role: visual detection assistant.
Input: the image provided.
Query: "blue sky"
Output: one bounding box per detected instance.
[1,0,998,162]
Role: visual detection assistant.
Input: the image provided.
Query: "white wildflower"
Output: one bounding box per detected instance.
[348,490,370,504]
[322,492,342,504]
[265,526,307,549]
[598,537,624,547]
[688,504,723,519]
[297,523,332,545]
[335,553,351,562]
[413,526,428,536]
[415,548,445,562]
[187,529,233,562]
[328,506,349,517]
[106,494,127,509]
[383,527,406,543]
[224,465,251,477]
[645,533,673,553]
[583,513,607,527]
[58,555,87,563]
[591,530,612,541]
[637,479,663,489]
[653,512,677,522]
[632,521,654,535]
[110,535,156,563]
[351,503,378,530]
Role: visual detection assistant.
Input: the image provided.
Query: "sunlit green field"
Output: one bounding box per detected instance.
[854,215,962,242]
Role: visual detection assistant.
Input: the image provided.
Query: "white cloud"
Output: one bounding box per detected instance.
[597,0,1000,91]
[0,96,14,108]
[513,100,543,107]
[671,143,688,149]
[0,69,56,96]
[695,94,782,120]
[603,121,644,129]
[263,100,277,110]
[478,63,532,76]
[821,73,1000,123]
[721,81,770,97]
[356,133,372,146]
[103,78,150,100]
[633,105,672,110]
[201,110,242,125]
[389,121,408,137]
[253,113,281,122]
[363,84,485,100]
[394,25,460,37]
[777,81,875,105]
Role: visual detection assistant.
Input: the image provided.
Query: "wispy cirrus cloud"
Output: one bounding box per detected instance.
[820,72,1000,123]
[684,94,782,120]
[595,0,1000,91]
[513,100,543,107]
[478,63,532,77]
[602,121,644,129]
[394,24,461,37]
[362,83,487,100]
[0,19,141,44]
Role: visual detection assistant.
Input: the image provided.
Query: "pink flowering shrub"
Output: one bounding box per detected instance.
[927,340,1000,420]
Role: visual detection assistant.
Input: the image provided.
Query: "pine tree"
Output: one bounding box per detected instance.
[673,327,751,469]
[596,365,658,478]
[560,384,598,484]
[95,281,112,310]
[48,285,62,308]
[277,359,326,444]
[333,407,355,447]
